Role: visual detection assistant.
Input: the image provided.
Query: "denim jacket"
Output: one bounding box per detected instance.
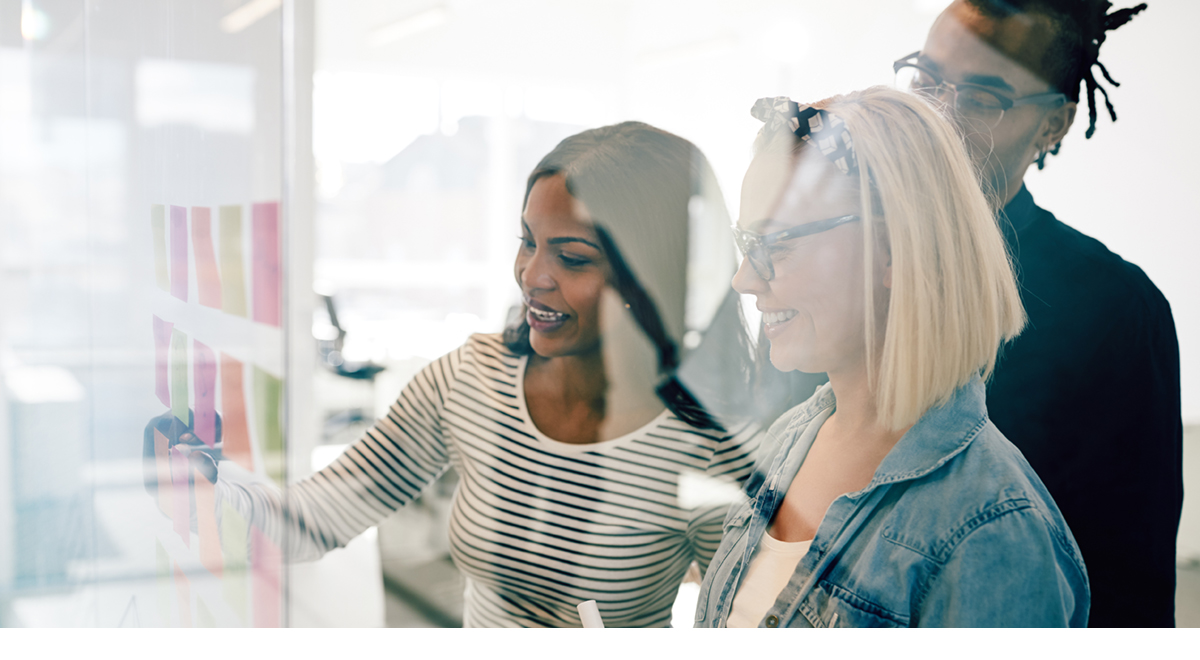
[694,377,1089,627]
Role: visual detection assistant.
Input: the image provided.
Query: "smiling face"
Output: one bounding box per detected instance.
[919,0,1075,203]
[733,146,888,375]
[514,173,610,359]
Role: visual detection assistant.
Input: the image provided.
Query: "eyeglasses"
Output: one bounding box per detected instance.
[732,214,860,281]
[893,51,1067,129]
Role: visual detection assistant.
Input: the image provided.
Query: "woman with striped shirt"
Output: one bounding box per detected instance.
[150,121,758,627]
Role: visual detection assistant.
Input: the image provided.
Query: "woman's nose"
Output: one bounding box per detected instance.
[517,250,555,292]
[732,254,767,295]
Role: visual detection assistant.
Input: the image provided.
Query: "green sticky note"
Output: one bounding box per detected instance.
[170,328,189,424]
[156,538,171,627]
[151,205,170,292]
[221,500,249,624]
[253,366,283,483]
[197,598,216,628]
[219,205,248,318]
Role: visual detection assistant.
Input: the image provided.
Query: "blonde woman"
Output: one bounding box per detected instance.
[694,88,1088,627]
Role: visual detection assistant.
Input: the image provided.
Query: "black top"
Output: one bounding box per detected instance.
[991,185,1184,627]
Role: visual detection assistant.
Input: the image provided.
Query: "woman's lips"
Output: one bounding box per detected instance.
[526,299,569,333]
[762,309,798,340]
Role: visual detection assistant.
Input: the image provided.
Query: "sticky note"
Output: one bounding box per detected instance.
[170,446,191,548]
[251,201,281,327]
[193,340,217,447]
[152,315,173,408]
[195,469,222,577]
[169,328,189,424]
[170,205,189,302]
[197,599,216,628]
[220,353,254,472]
[253,367,283,484]
[174,562,192,627]
[191,206,223,309]
[221,500,249,623]
[153,429,173,515]
[219,205,248,318]
[151,204,170,292]
[156,538,171,626]
[251,525,281,628]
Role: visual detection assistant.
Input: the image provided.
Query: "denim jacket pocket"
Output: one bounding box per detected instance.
[796,580,910,628]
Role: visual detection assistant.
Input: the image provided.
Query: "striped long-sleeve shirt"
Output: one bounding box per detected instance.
[220,333,757,627]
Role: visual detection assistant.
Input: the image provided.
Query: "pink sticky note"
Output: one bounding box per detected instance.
[191,207,223,309]
[170,446,191,548]
[195,470,222,578]
[193,340,217,447]
[152,315,173,407]
[251,201,281,327]
[251,526,281,628]
[170,205,189,302]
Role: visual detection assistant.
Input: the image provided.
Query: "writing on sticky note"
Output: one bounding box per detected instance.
[170,446,191,548]
[191,206,223,309]
[221,500,249,623]
[253,366,283,484]
[251,201,281,327]
[153,429,173,515]
[170,205,189,302]
[170,328,189,424]
[151,205,170,292]
[195,469,222,577]
[251,525,281,628]
[174,562,192,628]
[153,315,173,408]
[156,538,171,626]
[219,205,248,318]
[220,353,254,472]
[193,340,217,447]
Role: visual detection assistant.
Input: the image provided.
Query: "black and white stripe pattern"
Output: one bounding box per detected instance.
[221,333,756,627]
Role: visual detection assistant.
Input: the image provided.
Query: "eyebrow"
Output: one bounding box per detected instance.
[521,220,601,250]
[916,54,1015,93]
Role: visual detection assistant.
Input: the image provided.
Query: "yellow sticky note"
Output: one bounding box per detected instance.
[151,204,170,291]
[253,367,284,484]
[170,328,189,424]
[197,599,216,628]
[153,429,173,515]
[219,205,248,318]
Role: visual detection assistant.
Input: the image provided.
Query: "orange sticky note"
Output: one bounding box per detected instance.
[153,429,173,515]
[195,469,222,577]
[251,526,281,628]
[191,206,223,309]
[174,562,192,628]
[220,353,254,472]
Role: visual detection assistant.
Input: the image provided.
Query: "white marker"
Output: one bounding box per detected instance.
[577,600,605,628]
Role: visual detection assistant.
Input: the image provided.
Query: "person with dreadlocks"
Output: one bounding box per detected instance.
[894,0,1181,626]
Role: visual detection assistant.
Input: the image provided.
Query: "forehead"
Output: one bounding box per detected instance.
[739,146,859,233]
[524,174,593,229]
[922,1,1058,93]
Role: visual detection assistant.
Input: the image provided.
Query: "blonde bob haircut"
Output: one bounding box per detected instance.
[758,87,1026,430]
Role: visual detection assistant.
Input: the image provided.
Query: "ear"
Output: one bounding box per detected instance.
[1039,101,1077,151]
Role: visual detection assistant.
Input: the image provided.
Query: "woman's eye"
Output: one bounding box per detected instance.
[518,235,535,249]
[559,254,591,267]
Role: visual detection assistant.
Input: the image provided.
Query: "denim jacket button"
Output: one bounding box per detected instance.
[765,615,779,628]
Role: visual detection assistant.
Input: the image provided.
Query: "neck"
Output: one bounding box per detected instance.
[824,362,910,450]
[530,349,607,409]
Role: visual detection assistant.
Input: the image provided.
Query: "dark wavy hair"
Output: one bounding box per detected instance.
[503,121,756,431]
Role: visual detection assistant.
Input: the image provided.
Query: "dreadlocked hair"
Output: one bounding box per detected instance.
[965,0,1148,168]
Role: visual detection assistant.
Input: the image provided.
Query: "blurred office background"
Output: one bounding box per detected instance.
[1,0,1197,627]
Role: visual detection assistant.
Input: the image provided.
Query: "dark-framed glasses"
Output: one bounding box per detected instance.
[732,214,860,281]
[892,51,1067,129]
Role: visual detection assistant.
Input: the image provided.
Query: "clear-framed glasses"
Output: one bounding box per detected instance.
[732,214,860,282]
[892,51,1067,129]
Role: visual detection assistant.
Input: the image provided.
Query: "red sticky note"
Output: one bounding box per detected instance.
[220,353,254,472]
[193,340,217,447]
[170,446,191,548]
[251,201,281,327]
[251,526,281,628]
[170,205,189,302]
[153,429,173,515]
[152,315,173,408]
[195,469,222,578]
[174,562,192,628]
[191,206,223,309]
